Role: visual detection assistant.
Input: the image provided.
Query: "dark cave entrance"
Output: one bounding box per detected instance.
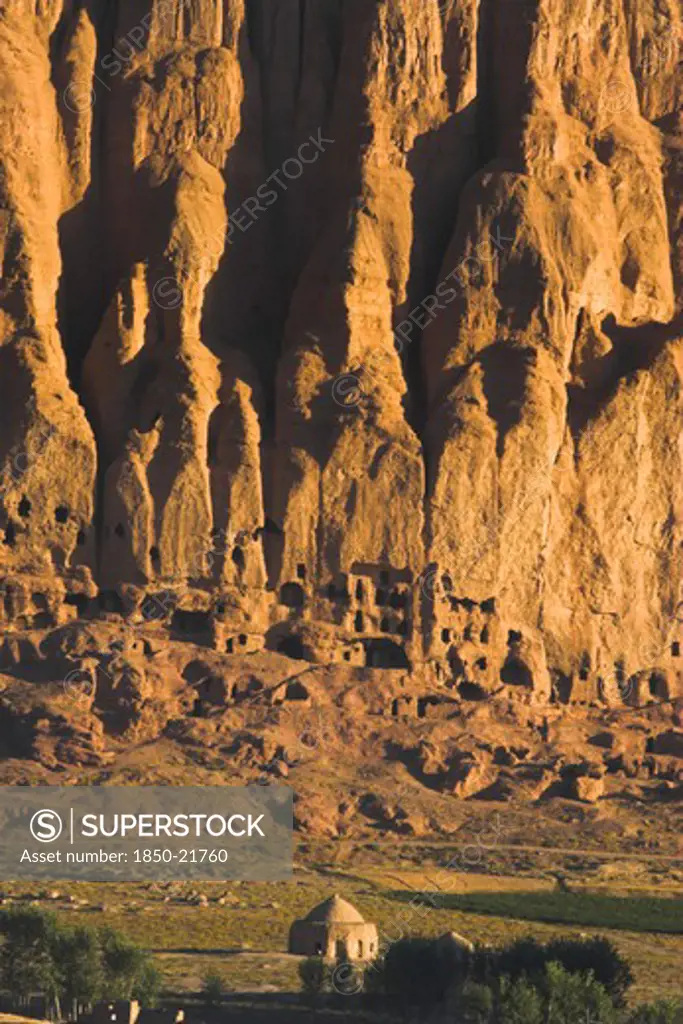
[171,610,212,635]
[277,635,306,660]
[364,639,410,669]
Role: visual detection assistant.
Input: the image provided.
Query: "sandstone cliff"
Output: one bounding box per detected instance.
[0,0,682,708]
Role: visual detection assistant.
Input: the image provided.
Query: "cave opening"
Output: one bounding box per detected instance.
[417,696,442,718]
[364,638,410,669]
[649,673,668,700]
[285,680,309,701]
[98,590,125,615]
[280,582,305,608]
[171,610,211,635]
[458,681,487,701]
[554,673,572,704]
[500,657,532,687]
[64,593,89,616]
[277,635,306,660]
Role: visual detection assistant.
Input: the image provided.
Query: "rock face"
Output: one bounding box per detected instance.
[0,0,682,706]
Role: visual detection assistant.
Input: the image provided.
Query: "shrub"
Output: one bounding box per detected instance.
[332,959,366,996]
[298,956,328,996]
[628,1000,683,1024]
[201,971,226,1006]
[361,957,386,995]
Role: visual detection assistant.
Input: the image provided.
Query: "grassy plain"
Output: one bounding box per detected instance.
[1,844,681,1006]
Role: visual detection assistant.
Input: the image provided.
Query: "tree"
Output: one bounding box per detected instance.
[132,961,162,1008]
[100,927,150,1000]
[497,975,543,1024]
[55,926,104,1017]
[545,936,634,1007]
[453,980,493,1024]
[0,906,61,1014]
[383,937,462,1007]
[489,938,546,986]
[541,962,618,1024]
[480,935,633,1008]
[0,908,160,1013]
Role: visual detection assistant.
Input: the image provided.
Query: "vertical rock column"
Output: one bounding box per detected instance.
[272,0,460,649]
[0,3,97,605]
[82,0,268,609]
[422,0,679,695]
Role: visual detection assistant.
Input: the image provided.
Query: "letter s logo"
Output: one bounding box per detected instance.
[30,809,63,843]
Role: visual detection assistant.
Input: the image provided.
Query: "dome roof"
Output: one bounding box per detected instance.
[303,894,366,925]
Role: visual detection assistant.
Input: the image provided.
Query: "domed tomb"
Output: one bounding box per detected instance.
[288,894,379,961]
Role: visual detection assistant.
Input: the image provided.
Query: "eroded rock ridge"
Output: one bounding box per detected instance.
[0,0,682,707]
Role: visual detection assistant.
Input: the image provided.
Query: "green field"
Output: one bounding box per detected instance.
[1,864,682,1006]
[389,889,683,934]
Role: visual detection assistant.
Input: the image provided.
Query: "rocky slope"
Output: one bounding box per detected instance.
[0,622,681,842]
[0,0,682,710]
